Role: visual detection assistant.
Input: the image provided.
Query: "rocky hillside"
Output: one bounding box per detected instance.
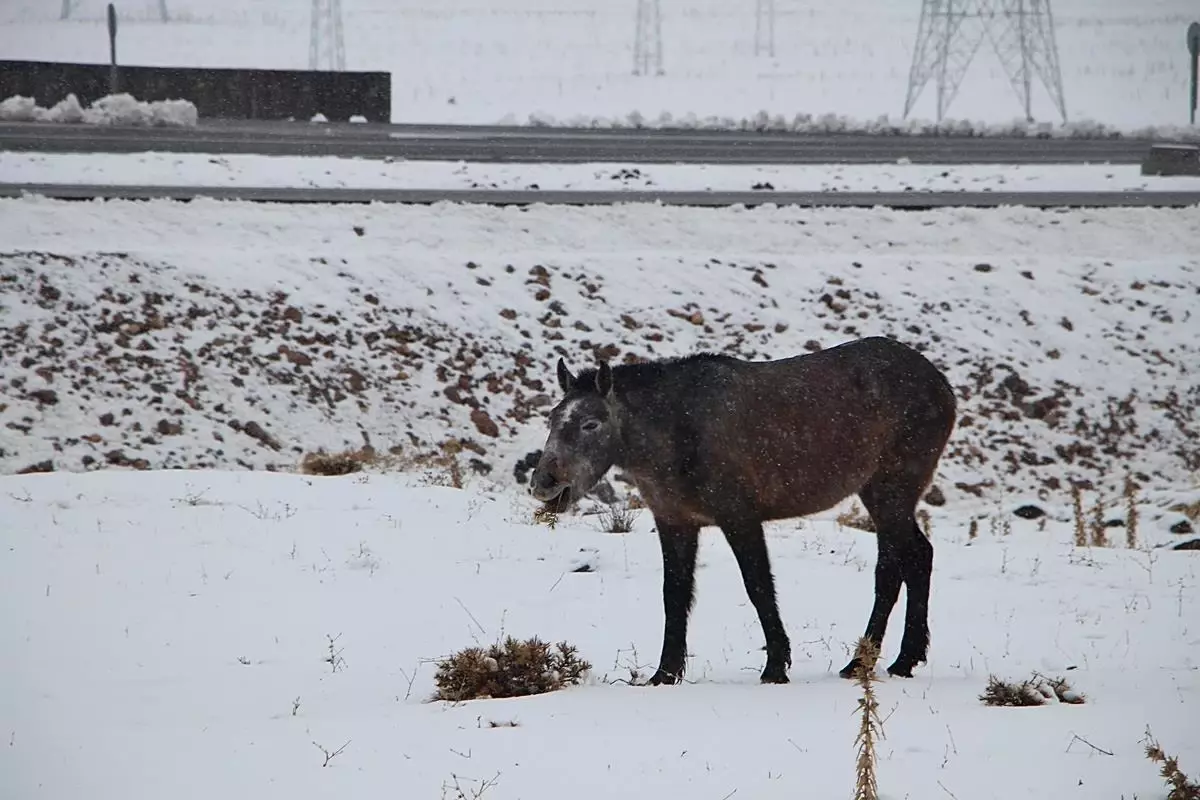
[1,199,1197,512]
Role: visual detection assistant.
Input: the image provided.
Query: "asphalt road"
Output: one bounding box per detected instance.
[0,119,1158,164]
[5,183,1198,208]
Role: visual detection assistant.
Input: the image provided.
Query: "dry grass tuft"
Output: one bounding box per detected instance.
[1172,498,1200,523]
[433,636,591,702]
[598,501,641,533]
[837,501,876,533]
[300,446,376,476]
[980,672,1085,707]
[851,636,884,800]
[1144,728,1200,800]
[916,508,932,537]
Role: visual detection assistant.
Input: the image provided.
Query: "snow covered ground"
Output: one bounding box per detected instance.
[5,152,1200,194]
[0,0,1194,132]
[1,196,1197,519]
[1,468,1197,800]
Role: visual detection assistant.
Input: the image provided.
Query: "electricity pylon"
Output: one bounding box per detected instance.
[755,0,776,57]
[903,0,1067,123]
[309,0,346,71]
[633,0,663,76]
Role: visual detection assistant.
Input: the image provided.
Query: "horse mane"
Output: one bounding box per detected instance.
[570,352,734,396]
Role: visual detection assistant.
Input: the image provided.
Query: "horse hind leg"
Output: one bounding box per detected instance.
[838,469,933,679]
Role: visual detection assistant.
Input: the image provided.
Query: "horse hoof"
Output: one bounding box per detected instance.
[647,669,681,686]
[760,665,790,684]
[886,661,916,678]
[838,659,863,680]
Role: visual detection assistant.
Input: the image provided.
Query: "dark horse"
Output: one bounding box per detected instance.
[529,336,957,685]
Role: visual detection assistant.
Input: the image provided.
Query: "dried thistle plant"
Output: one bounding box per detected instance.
[1071,484,1087,547]
[851,636,885,800]
[1090,494,1108,548]
[1125,474,1140,549]
[1144,727,1200,800]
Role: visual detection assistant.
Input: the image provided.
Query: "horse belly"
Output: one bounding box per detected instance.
[748,424,887,520]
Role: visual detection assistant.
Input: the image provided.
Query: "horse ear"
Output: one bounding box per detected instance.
[595,361,613,397]
[556,357,576,393]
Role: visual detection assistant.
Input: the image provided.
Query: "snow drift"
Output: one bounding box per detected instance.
[0,92,199,127]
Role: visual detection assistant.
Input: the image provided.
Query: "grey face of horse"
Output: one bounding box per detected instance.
[529,359,618,504]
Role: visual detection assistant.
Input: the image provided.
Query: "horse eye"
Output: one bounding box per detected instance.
[581,419,602,433]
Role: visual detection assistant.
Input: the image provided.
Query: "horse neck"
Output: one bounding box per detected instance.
[609,385,666,475]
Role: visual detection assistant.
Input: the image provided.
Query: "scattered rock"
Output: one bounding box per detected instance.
[1170,519,1194,535]
[513,450,542,485]
[973,263,993,273]
[1013,504,1045,520]
[923,485,946,506]
[16,460,54,474]
[26,389,58,406]
[470,408,500,438]
[99,412,115,427]
[156,419,183,436]
[241,421,281,451]
[1173,539,1200,551]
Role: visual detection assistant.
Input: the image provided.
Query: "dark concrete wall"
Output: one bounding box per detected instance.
[0,60,391,122]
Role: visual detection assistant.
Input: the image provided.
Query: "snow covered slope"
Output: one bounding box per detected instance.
[1,196,1197,518]
[0,469,1196,800]
[0,0,1193,132]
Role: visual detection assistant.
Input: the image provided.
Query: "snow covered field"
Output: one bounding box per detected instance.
[1,467,1197,800]
[6,151,1200,194]
[0,0,1195,132]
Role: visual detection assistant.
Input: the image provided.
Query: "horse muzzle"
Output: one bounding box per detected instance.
[528,467,569,502]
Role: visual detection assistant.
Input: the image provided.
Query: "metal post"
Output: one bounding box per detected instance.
[1189,22,1199,125]
[107,3,119,94]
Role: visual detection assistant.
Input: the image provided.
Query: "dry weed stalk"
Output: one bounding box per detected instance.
[1124,474,1140,549]
[1090,494,1108,548]
[1070,484,1087,547]
[851,636,885,800]
[1144,727,1200,800]
[442,772,501,800]
[967,518,979,541]
[532,505,560,529]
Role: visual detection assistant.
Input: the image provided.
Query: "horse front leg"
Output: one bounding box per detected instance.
[719,518,792,684]
[647,519,700,686]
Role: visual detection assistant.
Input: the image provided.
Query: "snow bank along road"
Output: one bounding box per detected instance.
[0,119,1160,165]
[7,183,1200,208]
